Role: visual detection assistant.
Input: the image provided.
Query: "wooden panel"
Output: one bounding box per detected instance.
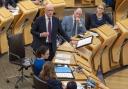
[121,41,128,66]
[112,19,128,66]
[115,0,128,21]
[81,0,93,5]
[92,25,118,73]
[95,0,103,6]
[64,0,74,7]
[0,7,14,54]
[12,1,38,45]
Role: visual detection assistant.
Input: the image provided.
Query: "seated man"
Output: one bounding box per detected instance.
[61,8,86,37]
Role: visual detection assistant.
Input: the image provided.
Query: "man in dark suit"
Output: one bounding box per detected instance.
[5,0,18,8]
[31,4,71,61]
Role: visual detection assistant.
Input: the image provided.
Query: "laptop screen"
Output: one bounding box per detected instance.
[76,36,93,48]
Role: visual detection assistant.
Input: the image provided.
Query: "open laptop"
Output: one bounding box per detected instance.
[76,36,93,48]
[55,65,74,79]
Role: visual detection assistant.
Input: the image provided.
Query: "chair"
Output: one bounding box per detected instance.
[6,33,31,88]
[33,75,52,89]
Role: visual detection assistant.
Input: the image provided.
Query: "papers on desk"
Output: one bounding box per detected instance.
[76,36,93,48]
[89,31,99,37]
[55,52,73,64]
[56,53,72,59]
[9,7,19,16]
[56,73,74,79]
[55,58,70,64]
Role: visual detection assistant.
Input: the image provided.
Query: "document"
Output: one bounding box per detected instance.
[76,36,93,48]
[56,73,74,79]
[56,53,72,59]
[55,58,70,64]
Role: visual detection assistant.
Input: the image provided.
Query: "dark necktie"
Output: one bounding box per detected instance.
[73,20,77,36]
[48,18,51,43]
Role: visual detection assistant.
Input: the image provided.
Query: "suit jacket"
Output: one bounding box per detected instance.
[89,13,113,28]
[31,16,70,52]
[61,16,86,37]
[5,0,17,8]
[46,79,63,89]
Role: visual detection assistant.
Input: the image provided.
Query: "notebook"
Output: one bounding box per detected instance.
[76,36,93,48]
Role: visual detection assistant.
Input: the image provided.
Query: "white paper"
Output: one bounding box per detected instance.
[56,73,73,78]
[89,31,99,37]
[77,36,92,48]
[56,53,71,59]
[55,58,70,64]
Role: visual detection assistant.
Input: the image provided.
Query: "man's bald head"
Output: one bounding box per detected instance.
[74,8,83,19]
[45,3,54,18]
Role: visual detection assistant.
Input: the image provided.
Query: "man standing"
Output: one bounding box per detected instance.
[31,4,71,61]
[61,8,86,37]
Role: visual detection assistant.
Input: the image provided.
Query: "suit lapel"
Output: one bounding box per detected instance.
[43,16,46,32]
[70,16,74,30]
[51,17,55,34]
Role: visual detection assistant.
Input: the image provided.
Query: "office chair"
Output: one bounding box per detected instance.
[33,75,52,89]
[6,33,31,88]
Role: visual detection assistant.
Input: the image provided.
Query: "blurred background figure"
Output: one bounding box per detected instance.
[66,81,77,89]
[88,3,113,29]
[61,8,86,37]
[40,61,63,89]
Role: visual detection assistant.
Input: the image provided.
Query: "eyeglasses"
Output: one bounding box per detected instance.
[97,7,104,10]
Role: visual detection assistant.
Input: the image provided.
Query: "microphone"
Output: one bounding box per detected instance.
[57,33,74,48]
[86,77,96,88]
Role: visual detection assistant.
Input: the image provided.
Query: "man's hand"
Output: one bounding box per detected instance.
[76,17,80,23]
[40,32,49,37]
[70,40,78,47]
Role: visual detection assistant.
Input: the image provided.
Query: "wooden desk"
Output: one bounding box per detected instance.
[92,25,118,73]
[115,0,128,21]
[53,51,77,65]
[117,19,128,66]
[57,42,76,52]
[44,0,65,19]
[12,1,38,45]
[0,7,14,54]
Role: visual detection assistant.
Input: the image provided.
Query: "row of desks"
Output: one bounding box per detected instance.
[53,21,128,88]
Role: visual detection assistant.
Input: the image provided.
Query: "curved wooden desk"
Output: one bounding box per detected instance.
[0,7,14,54]
[44,0,65,19]
[115,0,128,21]
[92,25,118,73]
[12,1,38,45]
[111,19,128,68]
[118,19,128,66]
[54,37,109,89]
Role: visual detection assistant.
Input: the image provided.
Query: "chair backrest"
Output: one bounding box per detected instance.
[7,33,25,63]
[33,75,50,89]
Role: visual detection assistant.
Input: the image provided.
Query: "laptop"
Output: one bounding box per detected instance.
[76,36,93,48]
[55,65,74,79]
